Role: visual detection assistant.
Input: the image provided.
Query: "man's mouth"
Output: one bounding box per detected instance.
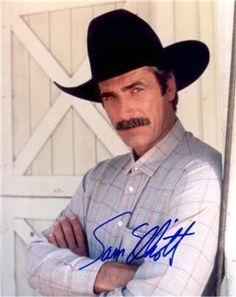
[116,117,151,130]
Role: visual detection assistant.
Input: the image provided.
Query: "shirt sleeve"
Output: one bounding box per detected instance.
[25,169,104,296]
[99,159,222,296]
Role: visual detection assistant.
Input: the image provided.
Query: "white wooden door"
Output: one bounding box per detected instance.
[2,1,220,295]
[2,2,131,295]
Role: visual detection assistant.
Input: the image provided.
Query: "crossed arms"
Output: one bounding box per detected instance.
[47,215,138,293]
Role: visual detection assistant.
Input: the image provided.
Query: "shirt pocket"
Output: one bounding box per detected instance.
[120,225,154,265]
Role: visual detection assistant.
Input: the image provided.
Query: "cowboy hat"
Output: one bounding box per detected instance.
[54,9,209,102]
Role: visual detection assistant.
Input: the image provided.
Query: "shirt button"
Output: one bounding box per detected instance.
[132,167,139,173]
[118,221,123,227]
[128,186,134,192]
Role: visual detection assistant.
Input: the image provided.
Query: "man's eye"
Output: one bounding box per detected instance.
[133,87,143,93]
[102,95,114,102]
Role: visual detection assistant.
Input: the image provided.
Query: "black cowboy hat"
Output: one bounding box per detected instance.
[55,9,209,102]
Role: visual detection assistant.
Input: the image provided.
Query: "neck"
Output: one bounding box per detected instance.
[133,150,140,161]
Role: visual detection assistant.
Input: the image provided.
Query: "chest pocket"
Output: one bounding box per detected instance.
[120,226,146,265]
[119,206,172,265]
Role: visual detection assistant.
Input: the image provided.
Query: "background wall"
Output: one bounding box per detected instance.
[1,1,230,295]
[216,1,235,296]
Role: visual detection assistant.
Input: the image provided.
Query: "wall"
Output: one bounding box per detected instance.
[216,1,236,296]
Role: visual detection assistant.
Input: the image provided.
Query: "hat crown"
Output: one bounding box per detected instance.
[54,9,209,103]
[87,9,164,81]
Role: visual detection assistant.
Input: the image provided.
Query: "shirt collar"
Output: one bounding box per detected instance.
[124,119,186,176]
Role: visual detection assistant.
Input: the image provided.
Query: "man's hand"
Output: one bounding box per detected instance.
[94,261,138,293]
[48,216,88,256]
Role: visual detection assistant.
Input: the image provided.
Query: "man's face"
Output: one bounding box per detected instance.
[98,66,177,157]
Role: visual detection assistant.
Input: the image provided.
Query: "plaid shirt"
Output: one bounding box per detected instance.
[26,119,222,296]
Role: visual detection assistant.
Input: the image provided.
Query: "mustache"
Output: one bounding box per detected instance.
[116,117,151,131]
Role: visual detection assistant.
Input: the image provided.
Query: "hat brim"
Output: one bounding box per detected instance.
[54,40,209,103]
[54,79,99,102]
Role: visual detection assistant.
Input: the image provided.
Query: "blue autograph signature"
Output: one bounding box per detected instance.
[79,211,195,270]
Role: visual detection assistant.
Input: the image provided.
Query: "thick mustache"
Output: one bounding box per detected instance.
[116,117,151,130]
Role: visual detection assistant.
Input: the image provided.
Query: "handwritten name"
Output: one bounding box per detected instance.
[79,211,195,270]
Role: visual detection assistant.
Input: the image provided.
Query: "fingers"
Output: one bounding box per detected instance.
[53,220,67,248]
[48,233,58,246]
[59,217,77,251]
[69,216,88,256]
[48,215,88,257]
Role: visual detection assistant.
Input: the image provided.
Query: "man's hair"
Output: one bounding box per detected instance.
[147,66,179,112]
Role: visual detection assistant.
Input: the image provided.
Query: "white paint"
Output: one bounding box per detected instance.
[12,15,72,84]
[3,176,82,197]
[13,96,71,175]
[14,219,39,245]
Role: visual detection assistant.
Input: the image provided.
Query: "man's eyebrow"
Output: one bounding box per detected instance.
[122,81,146,91]
[99,91,115,98]
[99,80,146,98]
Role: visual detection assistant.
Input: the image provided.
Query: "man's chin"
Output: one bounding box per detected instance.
[119,134,148,150]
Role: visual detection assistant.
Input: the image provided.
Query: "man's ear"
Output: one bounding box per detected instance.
[166,74,177,102]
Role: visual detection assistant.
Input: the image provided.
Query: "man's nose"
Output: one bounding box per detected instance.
[117,94,136,119]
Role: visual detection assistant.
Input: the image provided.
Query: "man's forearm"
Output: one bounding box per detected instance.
[47,215,138,294]
[94,261,139,294]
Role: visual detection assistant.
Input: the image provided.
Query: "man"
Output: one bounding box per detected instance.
[26,9,222,296]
